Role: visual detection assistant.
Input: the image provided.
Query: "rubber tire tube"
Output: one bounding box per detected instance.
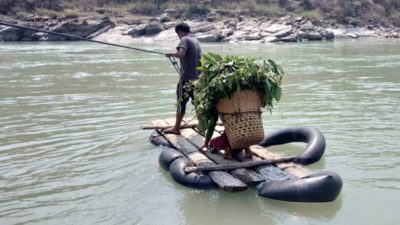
[260,126,326,165]
[150,131,173,147]
[169,158,215,189]
[257,171,343,202]
[158,147,184,171]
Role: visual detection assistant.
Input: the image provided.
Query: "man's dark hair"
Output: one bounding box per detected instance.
[175,23,190,34]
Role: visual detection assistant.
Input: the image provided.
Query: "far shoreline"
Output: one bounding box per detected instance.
[1,11,399,44]
[0,35,397,45]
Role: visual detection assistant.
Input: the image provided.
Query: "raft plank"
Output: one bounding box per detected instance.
[214,125,225,133]
[250,145,310,178]
[161,119,247,192]
[203,151,265,186]
[151,118,199,129]
[163,117,211,128]
[186,151,211,163]
[150,118,308,187]
[162,118,177,126]
[151,119,170,127]
[186,152,248,192]
[180,128,204,147]
[208,171,247,192]
[186,152,247,192]
[151,118,198,155]
[185,155,296,173]
[180,128,264,186]
[164,133,198,156]
[234,152,295,181]
[142,123,200,130]
[151,118,306,179]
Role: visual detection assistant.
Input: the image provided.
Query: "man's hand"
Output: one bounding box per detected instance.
[166,48,186,59]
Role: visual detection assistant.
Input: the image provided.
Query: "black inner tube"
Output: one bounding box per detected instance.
[260,126,326,165]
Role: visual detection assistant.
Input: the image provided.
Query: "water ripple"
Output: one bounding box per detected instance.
[1,40,400,225]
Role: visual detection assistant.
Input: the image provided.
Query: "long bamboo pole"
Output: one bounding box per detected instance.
[0,21,165,55]
[184,156,297,173]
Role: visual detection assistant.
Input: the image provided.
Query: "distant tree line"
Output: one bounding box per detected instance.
[0,0,399,26]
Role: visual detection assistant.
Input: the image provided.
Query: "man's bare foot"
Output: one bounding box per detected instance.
[163,128,181,135]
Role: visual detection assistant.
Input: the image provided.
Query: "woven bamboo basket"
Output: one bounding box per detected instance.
[216,90,264,149]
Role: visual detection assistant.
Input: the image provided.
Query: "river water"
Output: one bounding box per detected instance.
[0,39,399,225]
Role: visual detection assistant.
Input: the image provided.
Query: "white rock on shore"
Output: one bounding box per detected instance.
[92,15,392,44]
[93,25,136,43]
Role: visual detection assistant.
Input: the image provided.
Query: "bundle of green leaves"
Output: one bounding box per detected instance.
[193,52,284,142]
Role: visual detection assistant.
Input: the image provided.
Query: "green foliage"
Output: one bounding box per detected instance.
[35,8,60,19]
[186,4,209,16]
[253,4,286,17]
[347,17,361,27]
[154,0,167,10]
[15,11,29,20]
[193,53,284,139]
[64,9,79,19]
[128,2,160,15]
[301,10,322,21]
[32,0,62,11]
[391,12,400,27]
[166,2,188,15]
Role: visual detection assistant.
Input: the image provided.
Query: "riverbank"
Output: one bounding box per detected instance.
[1,9,399,44]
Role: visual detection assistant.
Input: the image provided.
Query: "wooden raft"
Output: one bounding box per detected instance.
[142,118,311,192]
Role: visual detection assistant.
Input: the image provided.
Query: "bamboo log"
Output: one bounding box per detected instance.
[142,119,222,130]
[142,123,199,130]
[250,145,311,178]
[150,118,308,188]
[180,128,265,186]
[184,156,296,173]
[233,150,295,181]
[156,118,248,192]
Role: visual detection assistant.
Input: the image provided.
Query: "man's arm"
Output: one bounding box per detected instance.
[165,47,187,59]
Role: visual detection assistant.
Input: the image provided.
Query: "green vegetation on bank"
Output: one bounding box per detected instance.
[0,0,399,27]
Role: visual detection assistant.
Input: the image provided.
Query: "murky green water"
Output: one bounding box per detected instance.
[1,39,399,225]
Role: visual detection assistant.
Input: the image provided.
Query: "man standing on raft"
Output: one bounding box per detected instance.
[164,23,202,135]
